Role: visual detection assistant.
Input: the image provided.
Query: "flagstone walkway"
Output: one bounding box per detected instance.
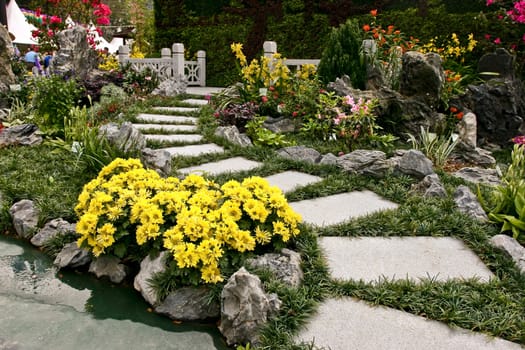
[140,88,523,350]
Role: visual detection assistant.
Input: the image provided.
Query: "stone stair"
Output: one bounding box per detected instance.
[139,92,522,350]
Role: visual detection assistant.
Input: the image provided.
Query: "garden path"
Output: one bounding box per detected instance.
[140,88,523,350]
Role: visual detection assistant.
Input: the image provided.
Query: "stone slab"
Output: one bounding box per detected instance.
[0,241,23,256]
[0,294,221,350]
[263,171,323,194]
[162,144,224,157]
[289,191,398,227]
[132,124,198,133]
[186,87,223,96]
[319,236,494,283]
[136,113,197,124]
[177,157,262,176]
[296,298,522,350]
[144,134,203,143]
[152,106,199,114]
[182,99,209,106]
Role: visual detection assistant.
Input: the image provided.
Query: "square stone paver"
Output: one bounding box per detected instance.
[136,113,197,124]
[296,298,522,350]
[263,171,323,194]
[319,236,494,283]
[177,157,262,176]
[162,144,224,157]
[144,134,203,143]
[289,191,398,227]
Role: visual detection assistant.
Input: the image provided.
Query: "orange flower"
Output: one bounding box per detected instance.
[456,112,464,120]
[394,30,401,35]
[373,33,379,39]
[370,9,377,16]
[387,25,394,34]
[362,24,371,32]
[449,106,458,113]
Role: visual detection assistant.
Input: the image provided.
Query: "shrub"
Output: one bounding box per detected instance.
[317,18,367,88]
[30,75,82,138]
[75,158,302,286]
[121,64,160,96]
[406,126,460,169]
[484,144,525,241]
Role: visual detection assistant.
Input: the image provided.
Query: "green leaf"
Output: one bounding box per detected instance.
[113,243,127,259]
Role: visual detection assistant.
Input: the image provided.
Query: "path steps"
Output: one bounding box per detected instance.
[141,91,519,350]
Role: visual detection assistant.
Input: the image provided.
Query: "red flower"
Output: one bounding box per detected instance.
[455,112,464,120]
[449,106,458,113]
[292,111,298,117]
[0,122,4,133]
[362,24,371,32]
[370,9,377,16]
[261,96,268,103]
[50,15,62,24]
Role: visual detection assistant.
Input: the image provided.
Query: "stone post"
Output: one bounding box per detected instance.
[263,41,277,60]
[172,43,185,80]
[197,50,206,86]
[161,48,171,59]
[118,45,130,64]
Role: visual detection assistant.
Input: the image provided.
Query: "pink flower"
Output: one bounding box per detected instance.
[486,0,494,5]
[50,15,62,24]
[512,135,525,144]
[494,37,502,44]
[145,76,151,81]
[343,95,354,106]
[484,34,491,40]
[261,96,268,103]
[96,16,110,25]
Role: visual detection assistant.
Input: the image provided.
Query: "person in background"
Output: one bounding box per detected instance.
[24,46,37,71]
[43,51,53,75]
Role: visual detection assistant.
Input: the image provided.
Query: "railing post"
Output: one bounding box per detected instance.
[118,45,130,64]
[172,43,185,80]
[197,50,206,87]
[161,48,171,59]
[263,41,277,59]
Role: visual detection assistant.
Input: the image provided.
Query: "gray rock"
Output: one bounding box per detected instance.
[320,153,338,166]
[141,148,172,177]
[219,267,282,346]
[152,76,187,96]
[53,26,99,80]
[459,78,525,147]
[247,248,303,287]
[412,174,447,198]
[30,218,76,247]
[453,167,501,186]
[277,146,321,164]
[478,48,516,80]
[396,150,435,179]
[214,126,252,146]
[88,255,129,284]
[155,286,220,321]
[134,251,170,306]
[399,51,444,106]
[9,199,39,239]
[263,117,297,133]
[99,122,146,153]
[489,234,525,274]
[0,124,43,147]
[452,142,496,167]
[457,112,477,148]
[54,242,91,268]
[336,150,387,174]
[453,185,488,221]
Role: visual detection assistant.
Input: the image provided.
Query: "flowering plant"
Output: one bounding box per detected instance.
[301,91,394,151]
[75,158,302,285]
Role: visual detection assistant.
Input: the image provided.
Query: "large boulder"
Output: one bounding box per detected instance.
[0,26,15,96]
[399,51,445,106]
[247,248,303,288]
[219,267,281,346]
[134,251,170,306]
[277,146,321,164]
[0,124,43,147]
[155,286,220,321]
[98,122,146,153]
[9,199,39,239]
[30,218,76,247]
[89,255,129,283]
[395,149,435,179]
[54,25,99,80]
[54,242,92,268]
[453,185,488,222]
[214,126,252,147]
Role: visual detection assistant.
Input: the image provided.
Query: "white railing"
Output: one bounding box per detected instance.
[118,43,206,86]
[263,41,320,71]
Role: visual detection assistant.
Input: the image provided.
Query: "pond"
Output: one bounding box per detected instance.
[0,234,229,350]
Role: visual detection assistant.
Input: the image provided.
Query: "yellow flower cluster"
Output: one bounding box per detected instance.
[98,53,120,71]
[419,33,477,62]
[75,158,302,285]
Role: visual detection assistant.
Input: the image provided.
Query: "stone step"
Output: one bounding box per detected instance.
[144,134,203,143]
[263,171,323,194]
[296,298,522,350]
[132,123,198,133]
[181,99,209,106]
[161,143,225,157]
[186,87,223,96]
[318,236,494,283]
[136,113,197,124]
[152,106,200,114]
[289,191,398,227]
[177,157,262,176]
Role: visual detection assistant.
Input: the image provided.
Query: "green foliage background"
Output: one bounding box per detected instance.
[152,0,511,87]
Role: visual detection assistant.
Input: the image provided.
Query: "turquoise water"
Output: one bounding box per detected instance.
[0,234,229,350]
